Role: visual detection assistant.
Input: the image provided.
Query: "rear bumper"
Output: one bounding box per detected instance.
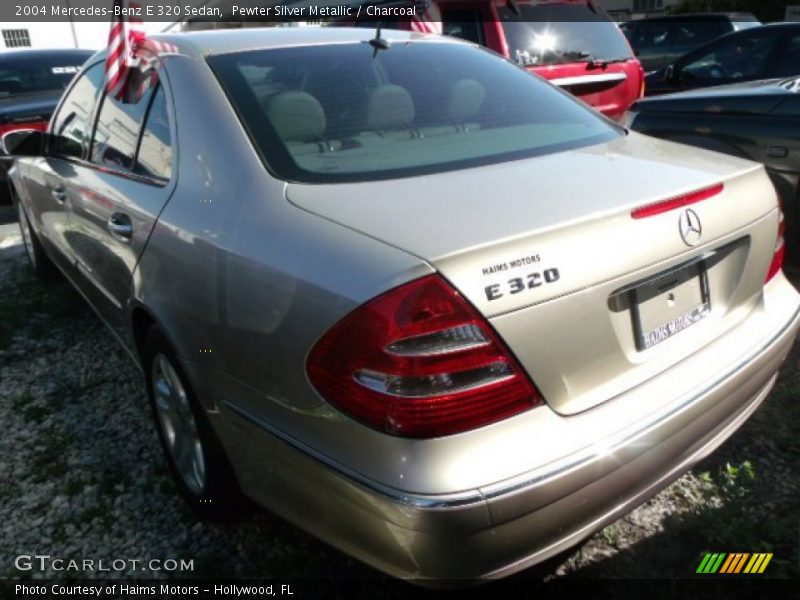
[212,275,800,581]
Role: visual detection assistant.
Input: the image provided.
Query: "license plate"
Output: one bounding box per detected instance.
[631,261,711,351]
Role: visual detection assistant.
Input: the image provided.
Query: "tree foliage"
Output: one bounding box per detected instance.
[668,0,795,22]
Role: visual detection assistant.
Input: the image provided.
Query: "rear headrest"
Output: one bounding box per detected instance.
[265,91,326,142]
[365,84,414,131]
[445,79,486,122]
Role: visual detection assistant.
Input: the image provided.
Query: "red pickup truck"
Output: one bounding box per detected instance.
[350,0,645,120]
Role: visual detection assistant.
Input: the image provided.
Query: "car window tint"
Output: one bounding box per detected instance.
[774,35,800,78]
[675,21,728,45]
[50,63,104,159]
[681,32,777,83]
[497,3,633,66]
[90,72,159,171]
[209,42,619,183]
[134,85,172,181]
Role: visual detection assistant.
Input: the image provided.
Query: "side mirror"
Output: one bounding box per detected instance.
[1,129,44,157]
[664,64,676,82]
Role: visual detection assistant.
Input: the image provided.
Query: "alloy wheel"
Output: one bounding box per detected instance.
[151,354,206,495]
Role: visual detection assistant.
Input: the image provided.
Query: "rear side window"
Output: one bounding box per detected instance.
[442,9,486,46]
[497,4,633,66]
[134,86,172,181]
[51,63,104,159]
[209,42,619,183]
[91,77,159,171]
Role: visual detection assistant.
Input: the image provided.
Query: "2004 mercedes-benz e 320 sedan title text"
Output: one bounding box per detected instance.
[7,27,800,582]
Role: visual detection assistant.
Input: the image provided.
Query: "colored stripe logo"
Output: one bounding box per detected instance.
[696,552,773,574]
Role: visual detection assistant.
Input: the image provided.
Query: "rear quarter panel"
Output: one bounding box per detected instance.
[133,55,431,416]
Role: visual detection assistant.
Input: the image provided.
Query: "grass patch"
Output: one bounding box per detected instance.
[685,382,800,577]
[65,478,85,497]
[22,404,50,424]
[11,388,34,411]
[29,429,71,483]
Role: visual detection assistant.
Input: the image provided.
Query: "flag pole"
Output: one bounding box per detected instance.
[63,0,79,48]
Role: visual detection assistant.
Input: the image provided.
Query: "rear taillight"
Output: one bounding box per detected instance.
[766,208,785,283]
[0,121,48,136]
[307,274,543,438]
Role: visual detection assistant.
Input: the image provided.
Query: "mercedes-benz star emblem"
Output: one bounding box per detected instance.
[679,208,703,246]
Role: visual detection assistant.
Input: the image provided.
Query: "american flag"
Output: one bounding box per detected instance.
[105,0,178,103]
[105,0,146,100]
[128,38,179,103]
[410,1,443,35]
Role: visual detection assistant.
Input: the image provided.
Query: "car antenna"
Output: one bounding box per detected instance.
[369,25,390,57]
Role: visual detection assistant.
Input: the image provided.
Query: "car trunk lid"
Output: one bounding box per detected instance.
[287,133,778,414]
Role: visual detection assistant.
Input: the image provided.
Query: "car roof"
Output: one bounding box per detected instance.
[147,27,446,60]
[713,21,800,36]
[0,48,95,59]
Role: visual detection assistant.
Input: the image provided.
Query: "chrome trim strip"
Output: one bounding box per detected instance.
[551,73,628,87]
[223,302,800,509]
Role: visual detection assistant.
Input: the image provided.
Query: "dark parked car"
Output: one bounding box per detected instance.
[0,49,93,203]
[620,13,760,73]
[646,23,800,96]
[625,76,800,262]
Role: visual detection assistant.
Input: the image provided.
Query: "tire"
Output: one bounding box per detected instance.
[14,193,55,280]
[144,327,247,521]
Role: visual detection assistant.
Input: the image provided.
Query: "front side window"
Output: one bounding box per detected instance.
[50,63,104,159]
[134,86,172,181]
[210,41,619,183]
[497,4,633,66]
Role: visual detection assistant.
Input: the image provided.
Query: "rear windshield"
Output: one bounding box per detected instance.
[209,41,619,183]
[498,4,634,66]
[0,53,91,98]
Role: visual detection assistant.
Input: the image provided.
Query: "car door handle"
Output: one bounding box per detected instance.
[107,212,133,241]
[51,185,67,204]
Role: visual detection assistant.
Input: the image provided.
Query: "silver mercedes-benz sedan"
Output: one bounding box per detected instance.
[7,27,800,582]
